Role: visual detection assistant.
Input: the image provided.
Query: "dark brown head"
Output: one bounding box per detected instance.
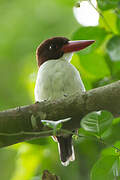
[36,37,69,67]
[36,36,95,67]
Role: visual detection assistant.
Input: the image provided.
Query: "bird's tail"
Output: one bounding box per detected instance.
[56,135,75,166]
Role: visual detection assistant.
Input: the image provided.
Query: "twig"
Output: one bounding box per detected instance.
[0,130,54,136]
[88,0,114,34]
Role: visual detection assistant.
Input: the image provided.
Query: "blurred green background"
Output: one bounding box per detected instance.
[0,0,120,179]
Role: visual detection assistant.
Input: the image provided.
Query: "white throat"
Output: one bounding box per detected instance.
[60,53,73,62]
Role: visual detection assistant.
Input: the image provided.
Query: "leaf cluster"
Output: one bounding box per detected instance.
[70,0,120,178]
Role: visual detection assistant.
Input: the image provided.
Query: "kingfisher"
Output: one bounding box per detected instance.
[34,37,95,166]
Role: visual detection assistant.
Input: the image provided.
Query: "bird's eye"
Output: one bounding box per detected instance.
[49,45,52,50]
[49,44,58,51]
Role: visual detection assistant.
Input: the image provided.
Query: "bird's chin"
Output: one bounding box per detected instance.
[60,52,73,62]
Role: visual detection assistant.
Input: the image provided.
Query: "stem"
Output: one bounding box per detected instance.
[88,0,114,34]
[0,130,54,136]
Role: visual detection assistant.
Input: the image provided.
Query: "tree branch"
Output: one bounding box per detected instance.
[0,80,120,147]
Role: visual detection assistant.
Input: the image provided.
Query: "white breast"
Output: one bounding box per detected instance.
[34,59,85,102]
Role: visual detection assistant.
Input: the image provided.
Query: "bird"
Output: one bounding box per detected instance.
[34,37,95,166]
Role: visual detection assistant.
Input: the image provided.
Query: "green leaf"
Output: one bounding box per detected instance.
[81,111,113,137]
[78,128,98,141]
[106,36,120,62]
[99,10,118,33]
[104,53,120,76]
[113,117,120,125]
[102,141,120,156]
[71,54,93,90]
[97,0,120,11]
[72,26,108,53]
[117,16,120,33]
[77,52,110,79]
[105,122,120,145]
[90,156,119,180]
[71,52,110,90]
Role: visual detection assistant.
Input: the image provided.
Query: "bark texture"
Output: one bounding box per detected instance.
[0,80,120,147]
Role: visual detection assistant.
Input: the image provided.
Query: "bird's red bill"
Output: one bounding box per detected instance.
[62,40,95,53]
